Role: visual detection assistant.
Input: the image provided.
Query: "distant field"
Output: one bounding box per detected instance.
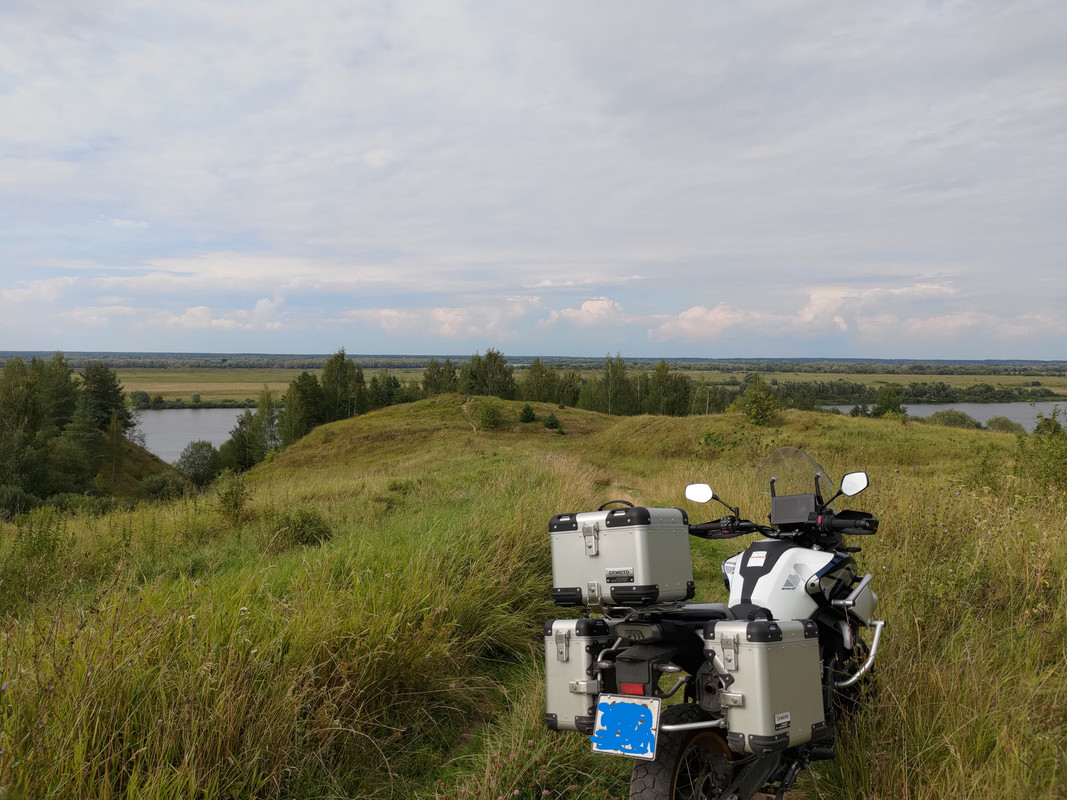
[686,370,1067,393]
[116,367,426,402]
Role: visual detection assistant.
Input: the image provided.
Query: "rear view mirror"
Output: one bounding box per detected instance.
[685,483,715,504]
[840,472,869,497]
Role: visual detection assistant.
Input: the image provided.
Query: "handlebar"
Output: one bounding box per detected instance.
[689,518,772,540]
[689,510,878,540]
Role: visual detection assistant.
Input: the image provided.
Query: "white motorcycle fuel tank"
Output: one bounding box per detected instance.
[722,540,858,620]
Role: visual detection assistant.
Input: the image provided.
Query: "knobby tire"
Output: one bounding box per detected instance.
[629,703,736,800]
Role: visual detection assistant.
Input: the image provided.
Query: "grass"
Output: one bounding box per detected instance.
[1,397,1064,799]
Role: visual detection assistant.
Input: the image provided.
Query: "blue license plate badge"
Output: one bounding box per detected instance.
[589,694,661,760]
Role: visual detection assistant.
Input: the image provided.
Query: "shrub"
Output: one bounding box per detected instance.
[1016,407,1067,490]
[542,412,561,430]
[0,485,40,521]
[136,473,191,502]
[44,493,119,516]
[270,506,334,548]
[175,440,221,488]
[926,409,982,429]
[214,469,251,525]
[519,403,536,423]
[985,416,1026,435]
[732,374,780,426]
[475,402,504,430]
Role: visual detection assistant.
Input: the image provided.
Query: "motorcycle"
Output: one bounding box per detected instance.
[544,446,884,800]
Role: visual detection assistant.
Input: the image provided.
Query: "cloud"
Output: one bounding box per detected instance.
[157,298,287,331]
[0,2,1063,358]
[548,297,632,327]
[347,297,543,341]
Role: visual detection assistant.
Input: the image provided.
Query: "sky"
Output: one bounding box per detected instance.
[1,1,1064,360]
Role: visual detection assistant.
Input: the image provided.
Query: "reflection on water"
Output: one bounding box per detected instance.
[135,408,246,463]
[823,400,1063,432]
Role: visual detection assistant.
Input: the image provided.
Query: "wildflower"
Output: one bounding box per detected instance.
[188,615,196,621]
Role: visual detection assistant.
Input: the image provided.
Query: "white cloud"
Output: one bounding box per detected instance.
[0,1,1064,357]
[549,297,632,328]
[347,296,542,341]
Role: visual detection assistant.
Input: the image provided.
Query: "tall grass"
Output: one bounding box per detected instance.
[1,398,1064,799]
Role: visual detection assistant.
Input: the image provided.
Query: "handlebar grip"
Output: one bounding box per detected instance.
[689,517,765,540]
[821,512,878,535]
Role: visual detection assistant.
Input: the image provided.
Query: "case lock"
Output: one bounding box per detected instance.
[554,630,570,662]
[720,633,739,671]
[582,522,600,556]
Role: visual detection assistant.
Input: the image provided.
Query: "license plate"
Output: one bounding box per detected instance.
[589,695,661,760]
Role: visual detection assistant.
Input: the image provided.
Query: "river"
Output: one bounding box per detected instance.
[134,408,247,463]
[823,400,1063,432]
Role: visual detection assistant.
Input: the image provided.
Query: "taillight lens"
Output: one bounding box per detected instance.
[619,682,646,696]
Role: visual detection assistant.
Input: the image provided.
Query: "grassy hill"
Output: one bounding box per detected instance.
[1,395,1063,799]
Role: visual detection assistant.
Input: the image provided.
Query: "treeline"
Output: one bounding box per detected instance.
[129,392,255,410]
[769,379,1057,408]
[0,354,135,518]
[677,359,1067,377]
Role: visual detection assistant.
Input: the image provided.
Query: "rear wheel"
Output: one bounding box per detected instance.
[629,704,736,800]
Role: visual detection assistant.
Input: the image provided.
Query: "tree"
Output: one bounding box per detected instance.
[279,372,325,448]
[584,354,638,415]
[29,353,78,432]
[519,358,559,403]
[422,358,458,396]
[459,349,516,399]
[175,440,221,488]
[0,358,42,489]
[320,348,364,421]
[368,369,401,409]
[252,386,280,459]
[218,409,258,472]
[733,373,780,426]
[871,385,907,419]
[81,362,133,431]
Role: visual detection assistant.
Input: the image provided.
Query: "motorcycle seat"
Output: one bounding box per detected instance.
[657,603,734,623]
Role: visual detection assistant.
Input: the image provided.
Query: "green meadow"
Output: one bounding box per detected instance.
[1,396,1064,799]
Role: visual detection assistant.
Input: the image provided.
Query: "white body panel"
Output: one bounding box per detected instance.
[722,544,840,621]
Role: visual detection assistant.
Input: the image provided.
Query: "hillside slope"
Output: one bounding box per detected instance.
[1,396,1063,799]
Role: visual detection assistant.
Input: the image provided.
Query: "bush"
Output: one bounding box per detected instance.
[985,416,1026,435]
[1016,407,1067,490]
[214,469,251,525]
[925,409,982,429]
[0,485,40,521]
[519,403,536,423]
[175,440,221,488]
[270,506,334,548]
[136,473,191,502]
[475,402,504,430]
[44,493,119,516]
[542,412,561,430]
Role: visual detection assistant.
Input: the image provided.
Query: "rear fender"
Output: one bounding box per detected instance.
[614,643,694,696]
